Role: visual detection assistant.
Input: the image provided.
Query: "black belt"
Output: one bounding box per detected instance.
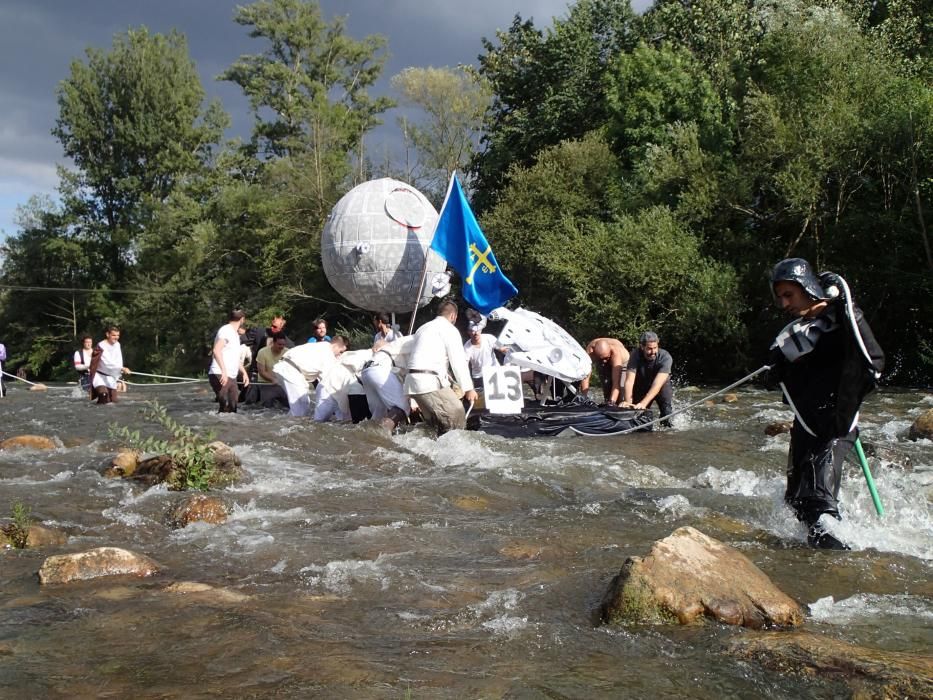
[408,369,439,375]
[362,350,394,370]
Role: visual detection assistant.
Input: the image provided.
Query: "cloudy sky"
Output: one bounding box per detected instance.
[0,0,651,239]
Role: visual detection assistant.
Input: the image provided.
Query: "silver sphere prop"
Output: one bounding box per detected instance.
[321,178,446,313]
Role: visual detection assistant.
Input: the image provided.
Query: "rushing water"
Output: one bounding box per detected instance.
[1,381,931,698]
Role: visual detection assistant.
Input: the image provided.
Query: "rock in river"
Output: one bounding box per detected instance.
[908,408,933,440]
[0,435,57,450]
[729,630,933,698]
[600,526,803,628]
[168,495,228,528]
[38,547,161,584]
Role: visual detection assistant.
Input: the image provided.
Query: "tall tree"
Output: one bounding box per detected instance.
[219,0,393,170]
[472,0,638,209]
[390,66,491,197]
[53,28,227,284]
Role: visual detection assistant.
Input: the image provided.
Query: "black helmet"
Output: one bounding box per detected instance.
[770,258,826,300]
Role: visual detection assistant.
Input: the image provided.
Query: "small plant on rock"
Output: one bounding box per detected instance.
[110,400,218,491]
[3,501,32,548]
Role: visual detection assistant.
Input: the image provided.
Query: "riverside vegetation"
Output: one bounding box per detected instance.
[0,0,929,385]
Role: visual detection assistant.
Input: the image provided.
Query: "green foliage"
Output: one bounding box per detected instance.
[109,400,218,491]
[605,42,730,168]
[391,66,491,195]
[2,502,32,549]
[53,27,226,282]
[472,0,638,208]
[219,0,393,163]
[484,135,745,368]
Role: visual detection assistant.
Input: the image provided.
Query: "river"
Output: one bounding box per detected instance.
[1,381,930,698]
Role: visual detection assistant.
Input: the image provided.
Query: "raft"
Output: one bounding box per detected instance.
[467,403,655,438]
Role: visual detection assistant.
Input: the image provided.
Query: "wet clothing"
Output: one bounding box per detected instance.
[627,348,674,419]
[209,323,243,413]
[404,316,474,435]
[90,340,124,404]
[770,301,884,525]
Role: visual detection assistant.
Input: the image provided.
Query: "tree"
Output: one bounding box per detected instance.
[390,66,491,196]
[482,135,745,370]
[219,0,393,167]
[472,0,638,209]
[605,41,730,169]
[53,28,227,284]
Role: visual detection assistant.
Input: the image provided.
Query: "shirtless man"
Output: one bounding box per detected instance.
[580,338,629,405]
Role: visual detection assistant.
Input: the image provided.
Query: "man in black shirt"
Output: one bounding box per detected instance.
[622,331,673,425]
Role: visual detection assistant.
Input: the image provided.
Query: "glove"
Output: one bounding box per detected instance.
[766,345,786,385]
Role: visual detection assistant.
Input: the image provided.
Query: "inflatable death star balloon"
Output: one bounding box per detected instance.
[321,178,446,312]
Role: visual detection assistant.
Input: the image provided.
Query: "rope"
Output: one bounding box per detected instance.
[571,365,772,437]
[1,369,42,387]
[129,370,204,382]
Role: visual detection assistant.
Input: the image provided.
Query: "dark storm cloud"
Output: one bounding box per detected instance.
[0,0,650,235]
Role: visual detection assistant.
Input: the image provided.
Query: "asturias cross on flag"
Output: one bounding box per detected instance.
[429,173,518,314]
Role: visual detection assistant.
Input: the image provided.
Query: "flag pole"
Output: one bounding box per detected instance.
[407,172,458,335]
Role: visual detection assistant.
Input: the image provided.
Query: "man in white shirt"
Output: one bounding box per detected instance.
[403,301,477,435]
[208,309,250,413]
[272,335,348,417]
[463,319,502,392]
[90,326,131,404]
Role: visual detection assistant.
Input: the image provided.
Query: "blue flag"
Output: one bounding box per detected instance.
[429,174,518,314]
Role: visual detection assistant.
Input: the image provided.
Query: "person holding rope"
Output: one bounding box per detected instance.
[88,326,131,404]
[768,258,884,549]
[208,309,250,413]
[73,335,94,394]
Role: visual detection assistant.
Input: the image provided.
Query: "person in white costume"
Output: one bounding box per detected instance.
[272,336,347,417]
[90,326,131,404]
[403,301,477,435]
[361,335,415,429]
[463,317,503,392]
[313,349,371,422]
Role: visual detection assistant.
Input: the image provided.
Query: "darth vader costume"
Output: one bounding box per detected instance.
[769,259,885,548]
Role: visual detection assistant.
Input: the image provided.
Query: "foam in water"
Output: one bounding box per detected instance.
[655,494,696,520]
[300,553,398,594]
[691,466,784,497]
[808,593,933,624]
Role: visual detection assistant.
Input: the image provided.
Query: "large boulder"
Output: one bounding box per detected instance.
[38,547,161,584]
[168,495,228,528]
[729,631,933,698]
[908,408,933,441]
[0,435,57,450]
[600,527,803,628]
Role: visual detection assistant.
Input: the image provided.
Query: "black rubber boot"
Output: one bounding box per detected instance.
[806,512,850,550]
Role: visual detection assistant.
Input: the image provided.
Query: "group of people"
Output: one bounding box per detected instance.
[581,332,674,424]
[71,326,131,404]
[59,255,881,550]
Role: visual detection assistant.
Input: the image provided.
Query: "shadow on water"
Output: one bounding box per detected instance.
[1,383,931,697]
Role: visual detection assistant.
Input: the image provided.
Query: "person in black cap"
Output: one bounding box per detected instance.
[769,258,884,549]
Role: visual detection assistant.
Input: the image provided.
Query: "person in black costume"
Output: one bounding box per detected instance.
[768,258,884,549]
